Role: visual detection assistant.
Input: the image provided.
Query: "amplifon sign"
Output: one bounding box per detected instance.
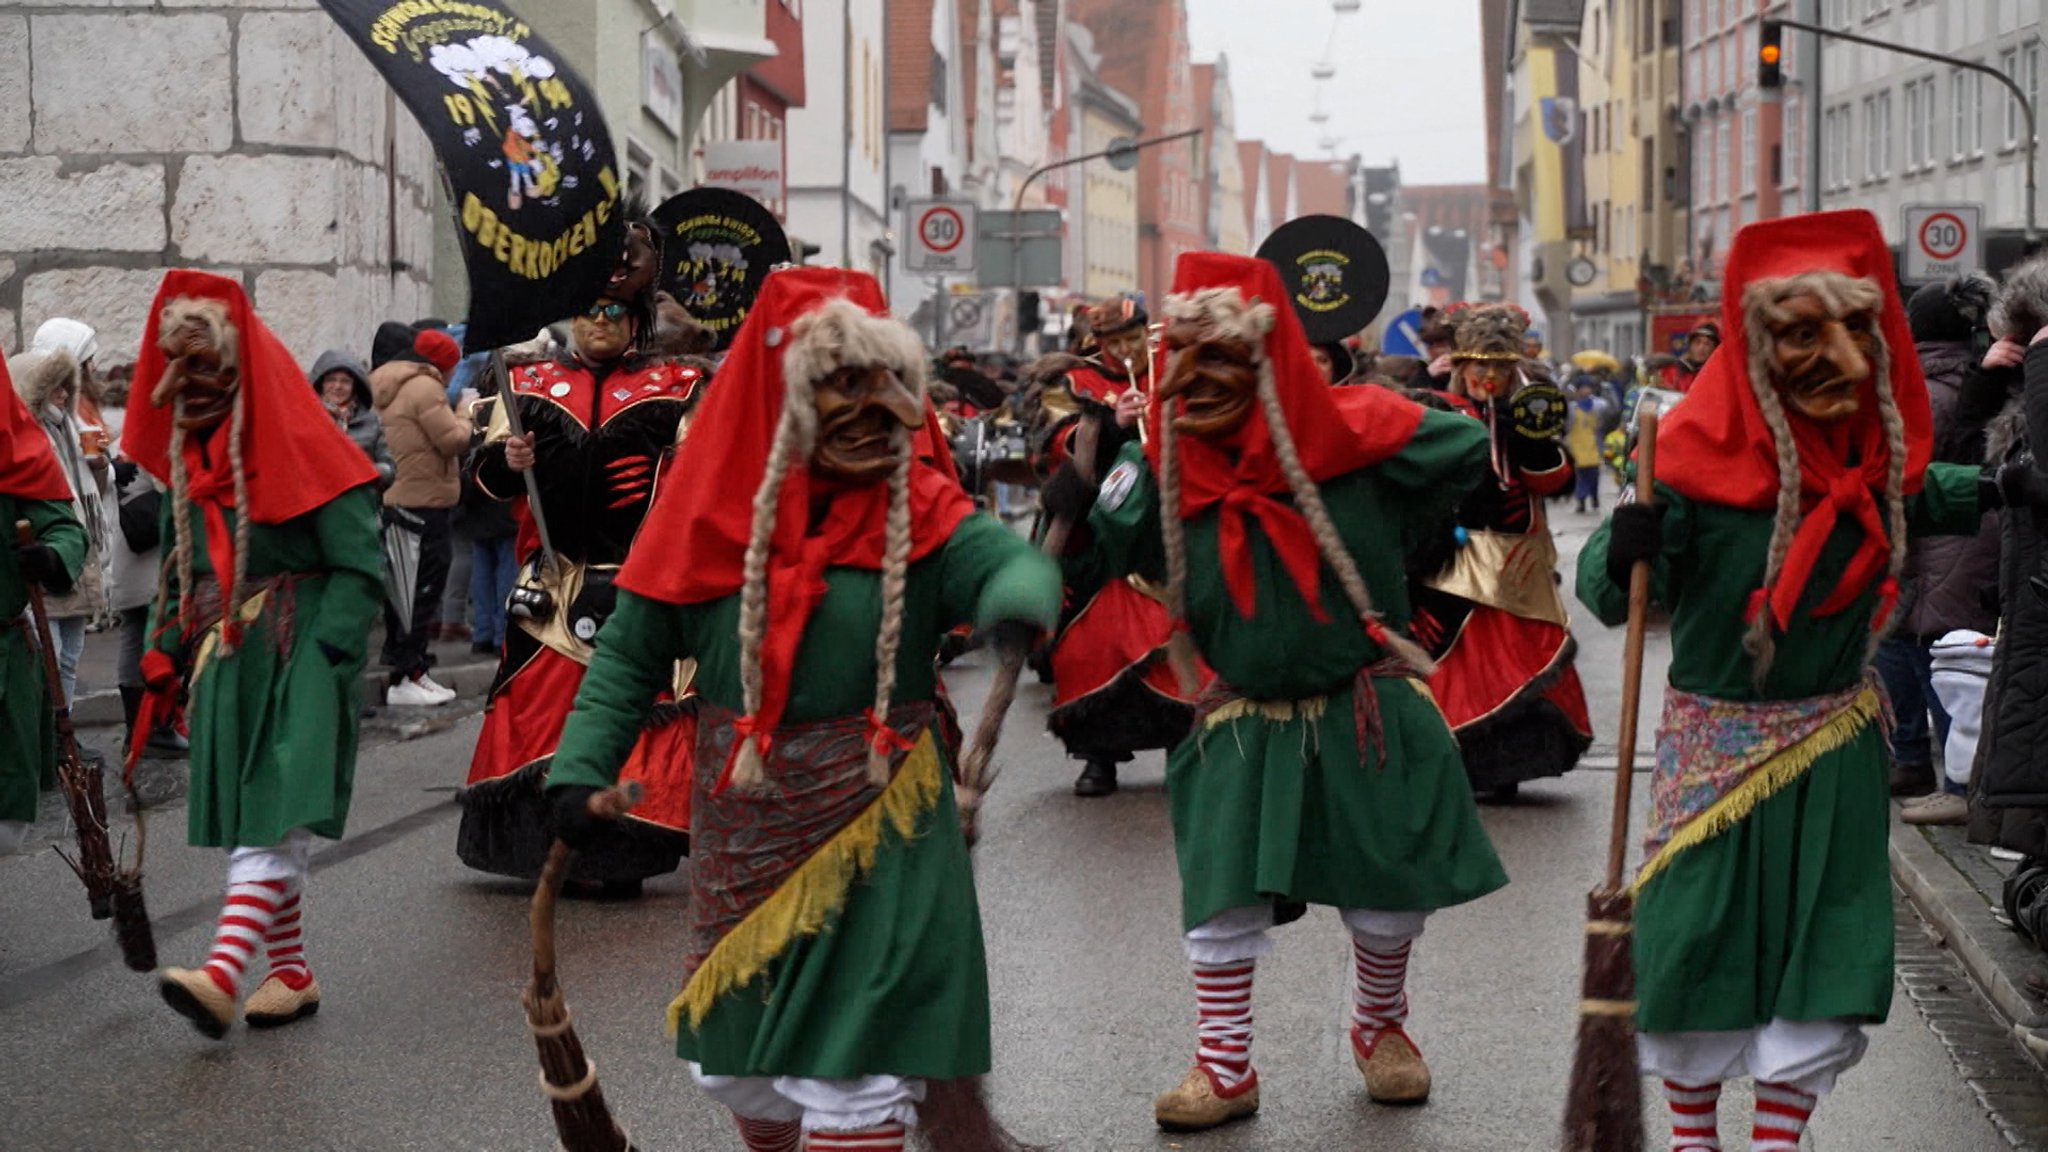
[700,140,785,218]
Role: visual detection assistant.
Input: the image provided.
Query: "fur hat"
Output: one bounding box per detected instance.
[1450,304,1530,362]
[1083,295,1148,338]
[1908,273,1997,343]
[1993,253,2048,342]
[8,347,81,415]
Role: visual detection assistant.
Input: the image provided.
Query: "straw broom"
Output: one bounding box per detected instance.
[15,519,118,924]
[523,782,642,1152]
[1561,409,1658,1152]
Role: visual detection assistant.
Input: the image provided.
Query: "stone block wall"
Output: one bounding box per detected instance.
[0,2,437,371]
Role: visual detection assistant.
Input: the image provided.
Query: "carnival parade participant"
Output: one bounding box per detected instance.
[1066,252,1507,1130]
[1408,304,1594,801]
[456,208,706,892]
[0,356,86,857]
[543,266,1060,1152]
[1033,296,1208,797]
[127,271,384,1037]
[1660,320,1721,393]
[1579,210,1994,1150]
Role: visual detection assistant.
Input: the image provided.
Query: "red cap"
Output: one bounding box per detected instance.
[414,328,461,376]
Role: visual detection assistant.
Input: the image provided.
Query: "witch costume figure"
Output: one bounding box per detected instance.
[1578,210,1995,1152]
[1063,252,1507,1132]
[0,357,85,857]
[1407,302,1594,801]
[458,208,707,891]
[1033,295,1210,797]
[543,266,1060,1152]
[124,271,384,1038]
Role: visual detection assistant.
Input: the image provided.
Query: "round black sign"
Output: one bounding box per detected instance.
[1255,215,1392,344]
[648,187,793,352]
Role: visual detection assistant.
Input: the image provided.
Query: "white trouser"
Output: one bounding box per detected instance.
[1183,903,1430,966]
[1638,1018,1869,1096]
[691,1065,924,1131]
[227,828,314,886]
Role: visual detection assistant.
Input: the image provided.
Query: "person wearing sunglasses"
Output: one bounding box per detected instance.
[458,210,708,895]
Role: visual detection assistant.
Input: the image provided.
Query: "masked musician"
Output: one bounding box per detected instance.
[1030,296,1209,796]
[127,272,384,1037]
[1406,304,1594,802]
[0,358,85,856]
[1064,252,1507,1130]
[1578,210,1999,1152]
[544,267,1060,1152]
[457,205,707,892]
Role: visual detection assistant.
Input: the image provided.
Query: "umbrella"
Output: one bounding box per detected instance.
[1561,409,1658,1151]
[1571,350,1622,374]
[381,510,423,636]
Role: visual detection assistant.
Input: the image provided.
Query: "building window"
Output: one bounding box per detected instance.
[1953,66,1985,158]
[1905,79,1924,169]
[626,138,654,203]
[1741,107,1757,193]
[2032,42,2046,145]
[1783,92,1803,187]
[1865,0,1886,17]
[1716,116,1730,201]
[1690,0,1704,41]
[1862,95,1878,180]
[2004,48,2023,147]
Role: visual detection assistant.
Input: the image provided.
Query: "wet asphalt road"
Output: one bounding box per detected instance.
[0,503,2026,1150]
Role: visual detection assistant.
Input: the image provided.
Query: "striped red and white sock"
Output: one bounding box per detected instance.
[1662,1079,1721,1150]
[201,879,288,998]
[1751,1081,1817,1151]
[804,1124,906,1151]
[1350,936,1412,1033]
[1192,959,1255,1088]
[261,882,312,990]
[732,1114,800,1152]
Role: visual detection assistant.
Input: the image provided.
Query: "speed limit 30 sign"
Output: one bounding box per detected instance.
[906,200,978,274]
[1903,204,1982,284]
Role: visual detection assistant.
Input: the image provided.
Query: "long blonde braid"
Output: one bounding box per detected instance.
[864,436,914,784]
[1869,348,1910,662]
[219,390,251,654]
[1253,358,1437,675]
[729,398,811,791]
[148,409,195,648]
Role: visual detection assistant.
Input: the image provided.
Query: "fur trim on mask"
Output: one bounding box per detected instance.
[7,348,81,414]
[1162,287,1278,348]
[1989,395,2029,465]
[1993,252,2048,341]
[779,296,930,419]
[1742,270,1885,333]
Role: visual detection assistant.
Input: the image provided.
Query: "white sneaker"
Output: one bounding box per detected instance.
[386,678,444,707]
[414,674,459,703]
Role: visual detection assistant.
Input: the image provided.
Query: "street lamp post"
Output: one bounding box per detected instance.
[1004,127,1206,354]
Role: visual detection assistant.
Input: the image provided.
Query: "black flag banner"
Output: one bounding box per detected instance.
[317,0,626,353]
[649,187,793,352]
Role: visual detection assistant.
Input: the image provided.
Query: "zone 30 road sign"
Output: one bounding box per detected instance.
[1902,204,1983,285]
[906,200,978,274]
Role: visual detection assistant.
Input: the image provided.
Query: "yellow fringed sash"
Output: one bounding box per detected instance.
[1202,695,1329,730]
[666,731,945,1035]
[1630,683,1884,895]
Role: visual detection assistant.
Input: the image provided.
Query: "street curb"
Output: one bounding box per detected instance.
[68,659,501,728]
[1890,816,2048,1034]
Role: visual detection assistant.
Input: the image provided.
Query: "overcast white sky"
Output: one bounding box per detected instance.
[1184,0,1490,186]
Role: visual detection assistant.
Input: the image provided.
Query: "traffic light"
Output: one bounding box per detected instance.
[1759,19,1784,89]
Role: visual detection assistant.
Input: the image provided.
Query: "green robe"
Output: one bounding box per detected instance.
[0,497,86,823]
[549,512,1060,1079]
[1075,412,1510,931]
[1576,463,1981,1033]
[149,485,384,849]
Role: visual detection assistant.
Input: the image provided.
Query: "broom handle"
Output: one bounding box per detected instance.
[14,520,78,755]
[531,782,643,983]
[1603,410,1657,891]
[958,416,1103,791]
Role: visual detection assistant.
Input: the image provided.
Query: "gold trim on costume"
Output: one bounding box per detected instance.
[1427,529,1571,627]
[191,589,272,681]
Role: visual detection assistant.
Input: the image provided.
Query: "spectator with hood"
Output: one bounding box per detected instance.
[310,349,394,487]
[1884,274,2001,823]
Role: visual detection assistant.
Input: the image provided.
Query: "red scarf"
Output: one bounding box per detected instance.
[122,271,379,639]
[1653,210,1930,632]
[616,268,974,766]
[0,360,74,502]
[1147,252,1425,619]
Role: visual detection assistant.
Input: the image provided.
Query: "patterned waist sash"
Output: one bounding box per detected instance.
[1194,657,1425,767]
[670,701,942,1035]
[1633,674,1888,893]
